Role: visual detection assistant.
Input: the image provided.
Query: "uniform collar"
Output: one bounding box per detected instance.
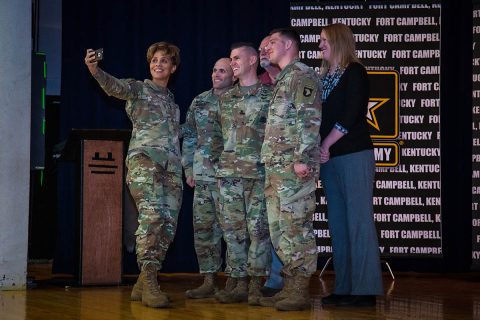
[145,79,174,99]
[275,58,300,83]
[229,81,263,97]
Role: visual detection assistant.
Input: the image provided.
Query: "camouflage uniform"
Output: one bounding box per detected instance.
[93,69,183,270]
[217,82,272,277]
[182,89,224,273]
[261,59,322,277]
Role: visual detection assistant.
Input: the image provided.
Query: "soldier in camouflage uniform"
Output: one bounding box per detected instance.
[84,42,182,309]
[182,58,234,298]
[215,43,272,305]
[259,28,322,311]
[258,35,285,298]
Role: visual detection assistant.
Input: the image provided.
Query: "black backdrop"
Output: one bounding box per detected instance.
[54,0,472,275]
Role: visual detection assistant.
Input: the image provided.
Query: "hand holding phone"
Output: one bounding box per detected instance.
[92,48,104,62]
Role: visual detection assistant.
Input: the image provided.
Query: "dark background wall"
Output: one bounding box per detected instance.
[38,0,472,275]
[53,0,290,275]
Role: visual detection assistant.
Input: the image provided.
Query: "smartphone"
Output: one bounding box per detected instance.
[92,48,104,62]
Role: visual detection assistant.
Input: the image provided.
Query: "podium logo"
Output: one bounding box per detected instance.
[88,151,118,174]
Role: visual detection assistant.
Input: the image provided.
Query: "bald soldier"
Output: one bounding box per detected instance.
[182,58,234,298]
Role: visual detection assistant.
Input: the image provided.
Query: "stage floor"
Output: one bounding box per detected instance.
[1,263,479,320]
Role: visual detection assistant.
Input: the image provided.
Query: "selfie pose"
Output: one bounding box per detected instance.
[84,42,182,308]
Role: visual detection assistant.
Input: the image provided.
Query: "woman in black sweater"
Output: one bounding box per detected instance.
[318,23,383,307]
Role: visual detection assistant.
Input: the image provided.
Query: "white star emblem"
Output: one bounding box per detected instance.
[366,98,389,131]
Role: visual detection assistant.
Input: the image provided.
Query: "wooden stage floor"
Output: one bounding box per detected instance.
[1,264,480,320]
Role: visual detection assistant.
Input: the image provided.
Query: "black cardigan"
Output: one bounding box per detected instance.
[319,62,373,158]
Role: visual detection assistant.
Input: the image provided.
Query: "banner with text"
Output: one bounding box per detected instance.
[291,1,442,257]
[472,5,480,269]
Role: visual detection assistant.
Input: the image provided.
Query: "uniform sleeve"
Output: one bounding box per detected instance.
[336,63,369,130]
[218,95,230,146]
[181,99,198,177]
[292,72,322,164]
[92,68,139,101]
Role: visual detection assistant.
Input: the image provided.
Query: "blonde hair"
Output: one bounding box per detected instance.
[320,24,360,74]
[146,42,180,66]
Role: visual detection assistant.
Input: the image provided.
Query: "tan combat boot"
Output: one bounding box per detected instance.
[274,273,311,311]
[259,276,292,307]
[130,270,145,301]
[141,263,169,308]
[248,276,263,306]
[214,276,237,299]
[185,273,217,299]
[216,277,248,303]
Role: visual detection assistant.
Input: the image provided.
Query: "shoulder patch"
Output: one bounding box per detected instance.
[303,86,313,97]
[295,77,318,105]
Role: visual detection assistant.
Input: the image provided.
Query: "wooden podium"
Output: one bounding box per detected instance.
[62,129,131,285]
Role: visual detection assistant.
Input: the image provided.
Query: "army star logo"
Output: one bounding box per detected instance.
[367,98,389,131]
[303,86,313,97]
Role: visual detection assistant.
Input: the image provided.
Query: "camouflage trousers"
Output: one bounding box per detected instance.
[264,164,318,276]
[217,177,271,278]
[126,153,183,269]
[192,180,223,273]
